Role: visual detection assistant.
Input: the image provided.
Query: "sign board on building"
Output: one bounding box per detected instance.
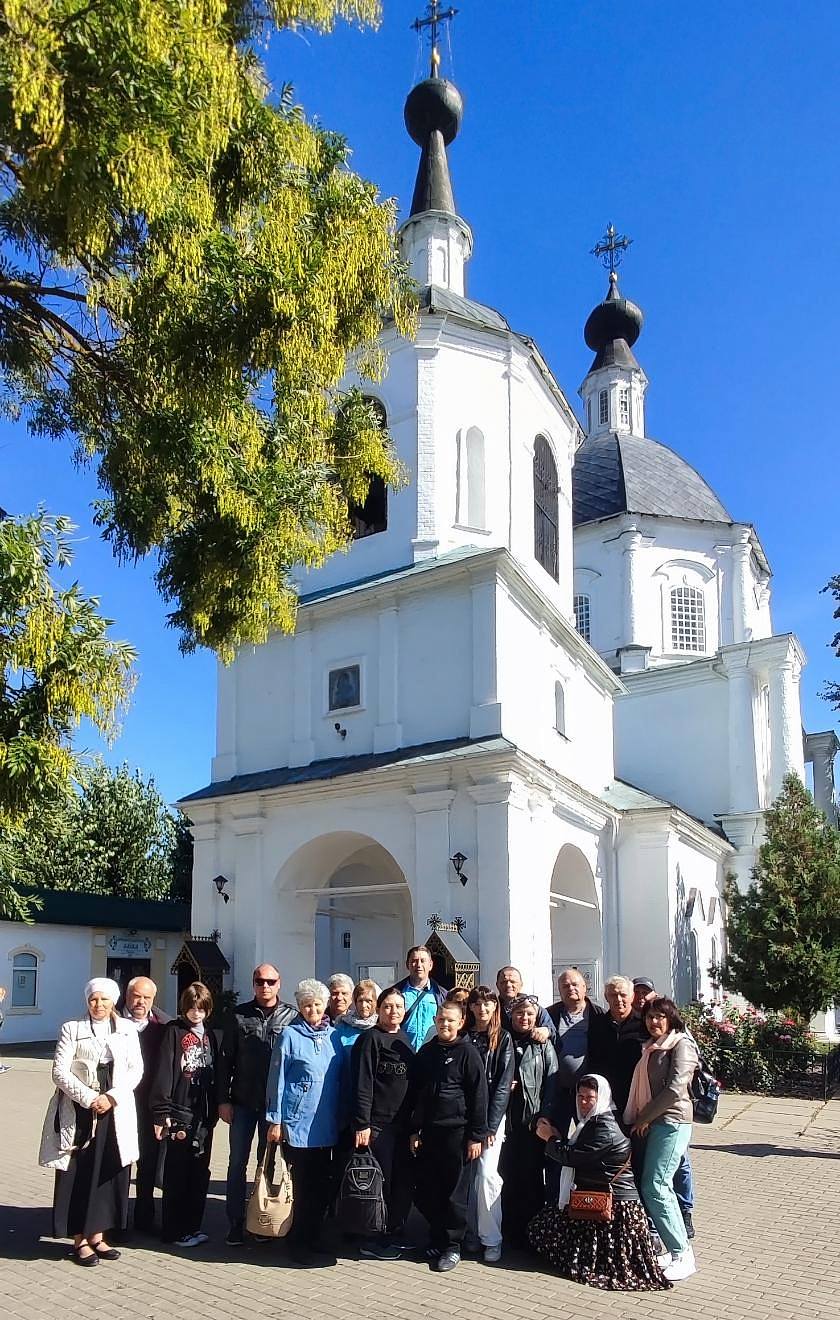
[107,935,152,958]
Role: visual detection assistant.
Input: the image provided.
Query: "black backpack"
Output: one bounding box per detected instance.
[336,1149,387,1236]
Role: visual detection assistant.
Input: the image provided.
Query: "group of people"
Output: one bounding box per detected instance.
[41,949,699,1290]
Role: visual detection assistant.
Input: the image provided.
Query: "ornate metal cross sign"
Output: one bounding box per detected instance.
[411,1,459,72]
[591,223,633,275]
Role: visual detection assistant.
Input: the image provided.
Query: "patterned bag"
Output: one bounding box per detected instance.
[567,1155,631,1223]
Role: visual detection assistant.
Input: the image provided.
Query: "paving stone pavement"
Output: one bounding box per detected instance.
[1,1050,838,1320]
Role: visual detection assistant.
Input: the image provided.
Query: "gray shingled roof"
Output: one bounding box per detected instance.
[572,432,732,527]
[419,284,510,331]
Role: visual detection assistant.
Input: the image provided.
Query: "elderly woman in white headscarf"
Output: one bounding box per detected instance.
[529,1073,670,1292]
[40,977,143,1265]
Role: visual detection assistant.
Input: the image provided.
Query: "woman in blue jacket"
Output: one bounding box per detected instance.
[266,978,343,1264]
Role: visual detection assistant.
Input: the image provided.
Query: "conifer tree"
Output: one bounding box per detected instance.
[0,1,413,657]
[720,773,840,1020]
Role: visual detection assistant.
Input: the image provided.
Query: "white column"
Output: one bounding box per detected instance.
[768,655,805,799]
[411,335,441,561]
[289,620,315,767]
[408,790,456,936]
[622,528,644,648]
[188,818,220,938]
[231,812,265,989]
[720,651,760,813]
[731,527,753,643]
[804,732,840,824]
[469,578,502,737]
[470,782,514,987]
[374,602,402,753]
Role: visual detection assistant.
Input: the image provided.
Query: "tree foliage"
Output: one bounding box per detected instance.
[821,573,840,709]
[0,1,413,657]
[0,511,135,919]
[720,773,840,1020]
[7,760,192,902]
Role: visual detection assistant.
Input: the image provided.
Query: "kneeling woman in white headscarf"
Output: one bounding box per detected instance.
[529,1074,670,1291]
[41,978,143,1265]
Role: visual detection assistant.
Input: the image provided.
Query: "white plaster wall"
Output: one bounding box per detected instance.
[613,824,673,990]
[668,838,726,1004]
[1,925,92,1044]
[615,668,730,824]
[495,586,615,793]
[574,514,772,664]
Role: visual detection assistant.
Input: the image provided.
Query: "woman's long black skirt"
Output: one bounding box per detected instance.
[53,1064,130,1240]
[528,1199,672,1292]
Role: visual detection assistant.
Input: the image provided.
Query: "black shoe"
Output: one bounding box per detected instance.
[682,1211,695,1240]
[70,1246,99,1267]
[225,1221,245,1246]
[437,1249,461,1273]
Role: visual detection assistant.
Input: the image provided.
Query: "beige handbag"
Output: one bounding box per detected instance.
[246,1146,294,1238]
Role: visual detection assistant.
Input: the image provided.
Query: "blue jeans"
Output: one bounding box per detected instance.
[640,1120,692,1255]
[226,1105,271,1225]
[673,1152,694,1214]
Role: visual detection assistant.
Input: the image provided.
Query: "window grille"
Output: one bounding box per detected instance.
[12,951,37,1008]
[573,594,591,643]
[598,390,609,426]
[619,387,630,427]
[670,586,706,652]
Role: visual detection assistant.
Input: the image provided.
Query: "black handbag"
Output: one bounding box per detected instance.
[691,1058,721,1123]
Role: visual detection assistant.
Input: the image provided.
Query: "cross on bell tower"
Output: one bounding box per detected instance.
[591,223,633,283]
[411,1,459,76]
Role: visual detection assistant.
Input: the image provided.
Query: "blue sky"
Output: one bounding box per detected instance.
[2,2,837,806]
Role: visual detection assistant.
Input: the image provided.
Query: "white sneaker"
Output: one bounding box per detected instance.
[657,1250,672,1269]
[174,1234,201,1248]
[664,1246,697,1281]
[190,1232,209,1246]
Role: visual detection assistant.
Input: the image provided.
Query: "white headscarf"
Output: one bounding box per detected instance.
[556,1073,615,1210]
[84,977,121,1005]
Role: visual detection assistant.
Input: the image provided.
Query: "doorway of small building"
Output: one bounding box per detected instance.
[107,957,152,1004]
[549,844,602,1003]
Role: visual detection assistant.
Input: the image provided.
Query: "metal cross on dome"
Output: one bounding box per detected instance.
[411,1,459,74]
[591,223,633,276]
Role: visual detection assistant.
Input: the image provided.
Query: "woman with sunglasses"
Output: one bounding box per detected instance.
[464,986,514,1263]
[499,993,559,1247]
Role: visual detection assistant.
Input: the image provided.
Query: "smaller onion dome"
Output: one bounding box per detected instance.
[404,77,463,147]
[584,272,644,372]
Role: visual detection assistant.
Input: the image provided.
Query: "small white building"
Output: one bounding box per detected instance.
[181,68,835,1011]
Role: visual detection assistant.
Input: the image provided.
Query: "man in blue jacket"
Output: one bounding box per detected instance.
[395,946,447,1051]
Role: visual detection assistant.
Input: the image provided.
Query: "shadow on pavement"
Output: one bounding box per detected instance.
[699,1141,840,1159]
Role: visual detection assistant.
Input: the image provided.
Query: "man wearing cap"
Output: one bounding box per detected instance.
[121,976,171,1234]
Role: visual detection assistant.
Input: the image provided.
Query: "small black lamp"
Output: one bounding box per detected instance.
[212,874,230,904]
[450,852,468,886]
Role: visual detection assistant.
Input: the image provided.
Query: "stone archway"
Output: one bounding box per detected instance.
[549,844,602,1002]
[274,831,413,991]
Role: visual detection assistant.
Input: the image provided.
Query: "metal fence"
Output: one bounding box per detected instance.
[713,1044,840,1100]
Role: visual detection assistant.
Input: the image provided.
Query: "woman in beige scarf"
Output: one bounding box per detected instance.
[624,997,697,1282]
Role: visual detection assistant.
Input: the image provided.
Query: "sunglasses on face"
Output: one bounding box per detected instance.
[254,978,278,987]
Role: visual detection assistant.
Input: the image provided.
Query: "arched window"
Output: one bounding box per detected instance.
[457,426,486,529]
[689,931,701,1001]
[598,389,609,426]
[573,594,591,643]
[533,436,559,581]
[670,585,706,652]
[12,950,38,1007]
[554,680,566,736]
[350,398,388,539]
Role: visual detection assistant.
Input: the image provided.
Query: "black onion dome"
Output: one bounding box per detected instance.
[404,77,463,146]
[584,273,644,371]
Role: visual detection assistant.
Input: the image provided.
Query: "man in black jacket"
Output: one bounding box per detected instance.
[217,963,296,1245]
[585,974,646,1118]
[121,976,170,1234]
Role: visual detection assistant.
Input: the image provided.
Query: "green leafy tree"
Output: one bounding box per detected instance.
[720,773,840,1020]
[11,760,190,901]
[1,1,413,657]
[822,573,840,709]
[0,511,135,919]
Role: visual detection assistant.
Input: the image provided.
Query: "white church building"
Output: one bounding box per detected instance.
[182,65,837,1010]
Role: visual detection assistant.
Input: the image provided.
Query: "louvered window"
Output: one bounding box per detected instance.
[534,436,559,581]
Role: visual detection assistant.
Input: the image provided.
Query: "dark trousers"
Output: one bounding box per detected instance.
[286,1145,334,1244]
[370,1124,413,1234]
[226,1105,272,1225]
[414,1126,469,1250]
[160,1128,214,1243]
[133,1115,158,1228]
[500,1125,545,1247]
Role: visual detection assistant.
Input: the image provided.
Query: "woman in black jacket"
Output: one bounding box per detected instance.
[499,993,558,1247]
[350,985,415,1260]
[150,982,219,1248]
[529,1074,670,1291]
[465,986,514,1262]
[409,998,488,1273]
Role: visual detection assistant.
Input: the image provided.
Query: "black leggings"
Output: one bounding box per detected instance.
[413,1126,469,1250]
[160,1128,214,1242]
